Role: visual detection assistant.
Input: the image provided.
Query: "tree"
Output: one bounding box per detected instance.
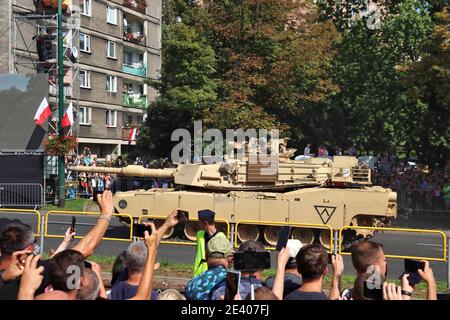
[399,5,449,166]
[328,0,433,155]
[139,22,217,157]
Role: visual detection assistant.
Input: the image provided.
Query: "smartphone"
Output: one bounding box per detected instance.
[176,210,189,224]
[363,280,383,300]
[399,271,422,286]
[70,216,76,238]
[233,251,271,271]
[275,226,291,251]
[225,270,241,300]
[133,223,152,238]
[437,293,450,300]
[404,259,425,273]
[93,188,104,203]
[328,253,334,264]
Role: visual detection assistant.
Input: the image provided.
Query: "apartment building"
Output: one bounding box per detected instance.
[0,0,162,159]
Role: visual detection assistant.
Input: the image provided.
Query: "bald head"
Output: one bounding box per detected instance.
[35,290,71,300]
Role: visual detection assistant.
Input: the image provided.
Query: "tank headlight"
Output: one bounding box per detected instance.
[118,200,127,209]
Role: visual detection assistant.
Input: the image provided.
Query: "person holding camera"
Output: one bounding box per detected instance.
[283,244,344,300]
[211,240,266,300]
[265,239,303,298]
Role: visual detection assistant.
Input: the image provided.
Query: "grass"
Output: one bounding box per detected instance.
[85,255,449,299]
[42,198,96,212]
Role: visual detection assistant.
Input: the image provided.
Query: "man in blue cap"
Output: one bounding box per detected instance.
[193,209,221,276]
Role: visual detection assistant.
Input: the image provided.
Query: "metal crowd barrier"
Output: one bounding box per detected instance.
[338,225,447,262]
[234,220,334,252]
[0,183,44,208]
[138,215,230,246]
[0,208,41,236]
[1,208,449,289]
[45,210,134,242]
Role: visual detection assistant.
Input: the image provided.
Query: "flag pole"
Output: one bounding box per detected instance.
[57,0,65,208]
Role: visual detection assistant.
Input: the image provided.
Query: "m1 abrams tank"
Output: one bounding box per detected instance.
[68,140,396,249]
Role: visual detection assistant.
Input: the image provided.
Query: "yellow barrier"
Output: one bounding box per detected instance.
[0,208,41,236]
[45,210,134,242]
[138,215,230,246]
[339,226,447,262]
[235,220,334,252]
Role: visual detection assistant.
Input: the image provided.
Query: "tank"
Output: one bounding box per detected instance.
[68,139,397,249]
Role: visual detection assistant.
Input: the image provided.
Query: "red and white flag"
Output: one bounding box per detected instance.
[34,97,52,125]
[128,127,137,143]
[61,102,74,128]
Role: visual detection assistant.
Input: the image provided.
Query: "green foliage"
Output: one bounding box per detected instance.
[140,0,449,166]
[139,22,217,156]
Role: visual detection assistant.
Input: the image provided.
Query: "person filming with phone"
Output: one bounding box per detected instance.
[211,240,268,300]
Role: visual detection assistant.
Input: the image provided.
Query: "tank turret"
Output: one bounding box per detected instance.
[68,156,370,191]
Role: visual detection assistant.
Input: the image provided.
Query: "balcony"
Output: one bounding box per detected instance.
[122,63,147,77]
[123,0,147,15]
[123,31,145,46]
[122,127,139,140]
[123,93,147,109]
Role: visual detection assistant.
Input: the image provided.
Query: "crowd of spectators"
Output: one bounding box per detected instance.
[0,192,440,300]
[372,153,449,211]
[302,144,450,212]
[63,148,176,198]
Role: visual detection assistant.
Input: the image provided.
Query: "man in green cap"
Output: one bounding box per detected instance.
[185,233,233,300]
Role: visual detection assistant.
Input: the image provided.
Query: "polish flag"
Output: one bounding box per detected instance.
[128,127,137,143]
[61,103,74,128]
[34,97,52,125]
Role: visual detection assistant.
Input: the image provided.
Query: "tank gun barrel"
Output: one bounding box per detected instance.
[67,165,175,178]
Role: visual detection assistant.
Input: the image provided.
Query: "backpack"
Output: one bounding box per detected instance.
[185,266,227,300]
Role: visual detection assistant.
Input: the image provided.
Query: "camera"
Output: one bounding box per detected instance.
[176,210,189,224]
[233,251,271,271]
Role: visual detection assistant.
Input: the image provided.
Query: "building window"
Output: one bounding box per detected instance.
[106,75,117,93]
[106,6,118,25]
[79,70,91,88]
[107,41,116,59]
[106,110,117,127]
[81,0,91,16]
[124,51,132,66]
[79,107,92,125]
[79,33,90,52]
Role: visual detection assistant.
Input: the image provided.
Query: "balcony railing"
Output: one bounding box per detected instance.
[123,93,147,109]
[123,0,147,14]
[122,63,147,77]
[123,31,145,45]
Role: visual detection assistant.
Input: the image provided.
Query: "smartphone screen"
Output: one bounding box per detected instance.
[225,270,241,300]
[404,259,425,273]
[275,226,291,251]
[233,251,271,271]
[133,223,152,238]
[328,253,334,264]
[70,216,76,235]
[176,210,189,224]
[363,280,383,300]
[93,188,104,203]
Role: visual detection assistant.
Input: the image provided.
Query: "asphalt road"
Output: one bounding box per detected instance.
[0,211,449,283]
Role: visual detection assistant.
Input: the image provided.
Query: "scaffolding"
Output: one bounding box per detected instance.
[11,2,81,182]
